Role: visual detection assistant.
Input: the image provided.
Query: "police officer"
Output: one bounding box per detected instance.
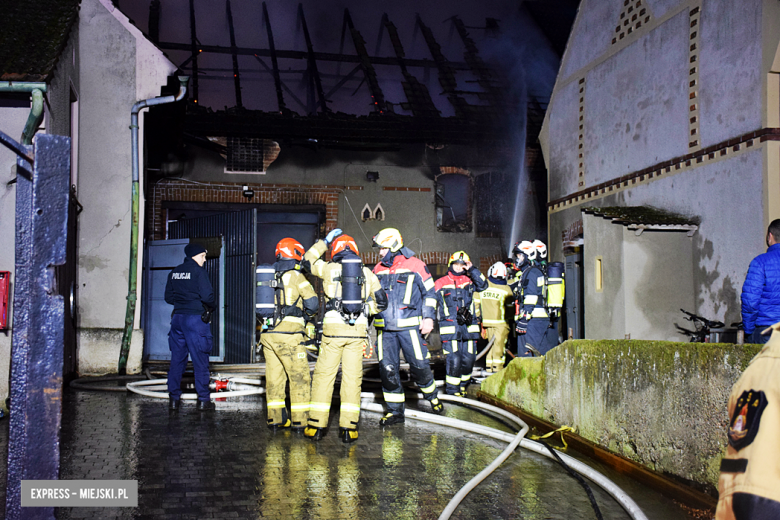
[434,251,487,395]
[715,323,780,519]
[302,229,387,443]
[261,238,319,432]
[481,262,514,373]
[165,243,216,411]
[513,240,552,357]
[372,228,443,425]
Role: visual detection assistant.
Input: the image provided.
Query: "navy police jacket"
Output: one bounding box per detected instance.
[372,247,437,331]
[164,257,216,315]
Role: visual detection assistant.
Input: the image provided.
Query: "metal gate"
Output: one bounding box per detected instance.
[142,238,226,362]
[169,209,256,363]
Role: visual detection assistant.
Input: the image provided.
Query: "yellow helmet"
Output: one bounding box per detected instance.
[447,251,470,266]
[373,228,403,252]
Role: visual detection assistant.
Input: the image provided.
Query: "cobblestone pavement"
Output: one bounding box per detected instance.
[0,387,697,519]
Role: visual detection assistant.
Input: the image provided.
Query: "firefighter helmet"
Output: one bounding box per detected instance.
[332,234,359,256]
[373,228,403,252]
[275,238,304,261]
[532,240,548,260]
[447,251,470,266]
[513,240,536,267]
[488,262,507,279]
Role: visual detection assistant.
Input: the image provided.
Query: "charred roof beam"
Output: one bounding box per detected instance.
[262,2,287,114]
[188,0,198,103]
[383,14,439,118]
[148,0,160,44]
[251,56,308,113]
[343,9,386,114]
[157,41,471,70]
[415,15,469,119]
[225,0,242,109]
[297,4,330,115]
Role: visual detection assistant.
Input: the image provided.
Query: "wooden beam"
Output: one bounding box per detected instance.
[297,4,329,115]
[188,0,198,103]
[262,2,287,114]
[225,0,242,109]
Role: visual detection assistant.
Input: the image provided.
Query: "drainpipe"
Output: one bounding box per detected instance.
[0,82,48,145]
[118,76,188,374]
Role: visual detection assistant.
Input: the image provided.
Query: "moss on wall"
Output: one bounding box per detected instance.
[481,339,763,494]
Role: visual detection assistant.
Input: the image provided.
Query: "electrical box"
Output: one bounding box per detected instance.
[0,271,9,329]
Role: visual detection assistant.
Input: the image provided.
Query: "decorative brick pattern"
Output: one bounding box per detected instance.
[688,5,701,150]
[548,128,780,212]
[148,180,362,240]
[421,251,451,266]
[612,0,652,45]
[480,254,503,274]
[577,77,586,188]
[382,187,432,192]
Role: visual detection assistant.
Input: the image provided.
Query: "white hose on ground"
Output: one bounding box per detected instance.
[360,392,649,520]
[126,378,265,400]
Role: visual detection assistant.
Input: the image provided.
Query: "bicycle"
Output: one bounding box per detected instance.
[675,308,724,343]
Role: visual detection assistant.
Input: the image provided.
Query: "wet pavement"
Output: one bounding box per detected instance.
[0,384,699,519]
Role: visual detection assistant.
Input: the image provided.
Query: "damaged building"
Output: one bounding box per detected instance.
[0,0,572,384]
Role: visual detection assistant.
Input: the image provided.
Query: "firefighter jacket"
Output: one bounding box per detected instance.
[434,266,488,341]
[267,259,319,334]
[515,265,549,320]
[165,257,216,315]
[372,247,437,331]
[715,323,780,519]
[304,240,387,338]
[480,278,514,329]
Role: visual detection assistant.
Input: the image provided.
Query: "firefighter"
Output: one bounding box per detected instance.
[434,251,488,395]
[513,240,552,357]
[533,239,559,351]
[302,229,387,443]
[480,262,514,373]
[715,323,780,519]
[260,238,319,432]
[532,239,548,273]
[372,227,444,425]
[165,243,216,411]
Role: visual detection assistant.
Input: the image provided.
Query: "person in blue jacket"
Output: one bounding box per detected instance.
[741,219,780,344]
[165,243,216,411]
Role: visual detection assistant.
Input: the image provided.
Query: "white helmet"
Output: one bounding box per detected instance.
[513,240,536,268]
[488,262,507,279]
[532,240,547,260]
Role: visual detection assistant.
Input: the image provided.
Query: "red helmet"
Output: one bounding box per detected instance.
[332,234,359,256]
[275,238,304,261]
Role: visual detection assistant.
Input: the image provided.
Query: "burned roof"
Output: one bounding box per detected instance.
[0,0,80,81]
[583,206,699,235]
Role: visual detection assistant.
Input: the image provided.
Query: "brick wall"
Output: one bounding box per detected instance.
[148,180,361,240]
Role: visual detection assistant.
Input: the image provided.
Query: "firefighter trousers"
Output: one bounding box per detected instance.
[377,328,438,415]
[442,339,476,394]
[485,325,510,372]
[519,318,554,357]
[308,335,366,430]
[261,331,311,428]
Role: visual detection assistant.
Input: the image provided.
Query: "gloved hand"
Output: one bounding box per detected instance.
[324,228,343,245]
[516,315,528,335]
[481,326,487,340]
[420,317,434,335]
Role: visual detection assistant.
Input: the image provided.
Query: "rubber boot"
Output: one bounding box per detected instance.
[379,412,405,426]
[304,426,327,441]
[339,427,359,444]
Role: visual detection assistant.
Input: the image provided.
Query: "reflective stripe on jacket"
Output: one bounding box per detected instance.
[515,265,548,320]
[304,240,386,337]
[480,280,514,327]
[373,248,436,331]
[434,266,488,341]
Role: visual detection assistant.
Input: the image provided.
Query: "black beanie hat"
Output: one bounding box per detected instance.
[184,243,207,258]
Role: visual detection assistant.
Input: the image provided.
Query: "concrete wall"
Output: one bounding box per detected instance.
[541,0,778,333]
[75,0,175,374]
[481,339,764,494]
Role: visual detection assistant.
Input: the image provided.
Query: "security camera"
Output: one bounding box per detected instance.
[242,185,254,200]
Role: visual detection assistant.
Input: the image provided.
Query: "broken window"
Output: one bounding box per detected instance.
[474,171,512,238]
[435,169,472,232]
